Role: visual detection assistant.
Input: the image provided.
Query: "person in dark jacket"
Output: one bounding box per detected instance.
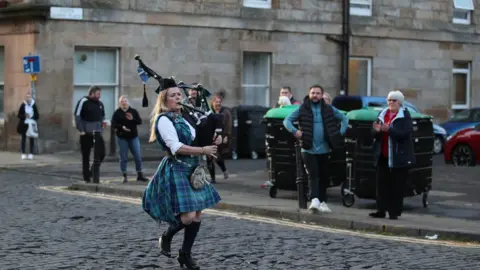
[74,86,107,183]
[370,90,415,220]
[207,91,232,182]
[275,86,301,108]
[111,95,149,183]
[283,85,348,213]
[17,92,39,160]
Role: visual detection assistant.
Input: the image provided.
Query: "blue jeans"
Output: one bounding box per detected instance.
[117,136,143,173]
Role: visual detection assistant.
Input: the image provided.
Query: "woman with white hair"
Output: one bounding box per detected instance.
[370,90,415,220]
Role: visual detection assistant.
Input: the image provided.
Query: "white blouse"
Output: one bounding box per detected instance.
[157,116,196,155]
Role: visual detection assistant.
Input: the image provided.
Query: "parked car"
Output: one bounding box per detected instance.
[332,95,446,154]
[440,107,480,136]
[443,124,480,166]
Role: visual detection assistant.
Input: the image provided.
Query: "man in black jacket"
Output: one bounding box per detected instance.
[74,86,107,183]
[283,85,348,213]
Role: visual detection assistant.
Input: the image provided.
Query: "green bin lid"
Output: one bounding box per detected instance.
[264,105,347,119]
[264,105,299,119]
[346,107,432,121]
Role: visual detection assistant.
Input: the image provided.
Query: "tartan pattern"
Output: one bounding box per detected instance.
[142,112,221,226]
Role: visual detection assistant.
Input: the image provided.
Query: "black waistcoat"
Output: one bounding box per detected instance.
[298,96,344,150]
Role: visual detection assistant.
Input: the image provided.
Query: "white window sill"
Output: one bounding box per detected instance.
[350,8,372,17]
[451,105,469,110]
[453,19,471,25]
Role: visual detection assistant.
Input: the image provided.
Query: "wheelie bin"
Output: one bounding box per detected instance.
[342,107,434,208]
[263,105,347,198]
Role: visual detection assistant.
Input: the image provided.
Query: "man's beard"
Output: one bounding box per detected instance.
[311,99,320,104]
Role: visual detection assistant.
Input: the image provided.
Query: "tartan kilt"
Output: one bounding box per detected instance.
[142,155,221,225]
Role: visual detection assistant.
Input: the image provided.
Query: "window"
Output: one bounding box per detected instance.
[72,48,119,123]
[0,47,4,119]
[242,52,271,107]
[243,0,271,9]
[453,0,474,24]
[349,57,372,96]
[350,0,372,16]
[452,61,471,110]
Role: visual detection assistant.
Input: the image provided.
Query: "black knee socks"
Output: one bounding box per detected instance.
[182,221,201,254]
[163,216,186,240]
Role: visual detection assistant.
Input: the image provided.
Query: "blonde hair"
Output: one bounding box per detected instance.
[118,95,128,108]
[149,90,171,143]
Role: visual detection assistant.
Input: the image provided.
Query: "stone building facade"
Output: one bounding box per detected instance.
[0,0,478,153]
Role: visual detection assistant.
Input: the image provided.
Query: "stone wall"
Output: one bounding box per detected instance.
[351,37,480,122]
[0,21,37,151]
[29,19,340,152]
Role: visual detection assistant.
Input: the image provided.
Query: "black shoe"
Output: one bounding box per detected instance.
[122,173,128,183]
[137,172,149,182]
[159,235,172,258]
[369,212,386,218]
[177,250,200,270]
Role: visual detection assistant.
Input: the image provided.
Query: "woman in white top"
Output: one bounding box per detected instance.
[142,78,221,270]
[17,91,39,160]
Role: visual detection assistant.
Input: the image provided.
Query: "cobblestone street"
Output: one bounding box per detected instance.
[1,171,480,270]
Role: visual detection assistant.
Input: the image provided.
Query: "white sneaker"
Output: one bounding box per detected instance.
[28,154,34,160]
[308,198,321,211]
[319,202,332,213]
[21,154,27,160]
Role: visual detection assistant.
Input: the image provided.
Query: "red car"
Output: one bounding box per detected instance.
[444,124,480,166]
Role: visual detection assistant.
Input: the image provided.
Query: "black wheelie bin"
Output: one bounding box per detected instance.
[233,105,270,159]
[263,105,347,198]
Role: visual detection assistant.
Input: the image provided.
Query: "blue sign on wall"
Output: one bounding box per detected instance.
[23,55,41,74]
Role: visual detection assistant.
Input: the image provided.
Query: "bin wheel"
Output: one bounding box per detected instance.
[342,194,355,207]
[269,186,277,198]
[422,192,428,208]
[251,151,258,160]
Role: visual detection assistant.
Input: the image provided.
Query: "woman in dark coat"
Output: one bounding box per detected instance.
[370,90,415,220]
[17,92,39,160]
[207,91,232,182]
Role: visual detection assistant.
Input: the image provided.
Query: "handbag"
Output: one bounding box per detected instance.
[25,119,39,138]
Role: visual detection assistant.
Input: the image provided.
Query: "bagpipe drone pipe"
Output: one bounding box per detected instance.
[134,54,224,148]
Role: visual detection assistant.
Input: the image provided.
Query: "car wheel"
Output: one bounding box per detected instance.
[452,144,475,167]
[433,136,443,155]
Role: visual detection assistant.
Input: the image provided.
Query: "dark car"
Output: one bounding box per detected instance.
[440,108,480,137]
[332,95,447,154]
[444,124,480,166]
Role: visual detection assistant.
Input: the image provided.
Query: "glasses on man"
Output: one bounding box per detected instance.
[387,99,397,102]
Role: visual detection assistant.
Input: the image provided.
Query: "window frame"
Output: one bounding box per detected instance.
[241,52,271,107]
[453,0,474,25]
[349,56,372,96]
[350,0,372,17]
[451,61,471,110]
[72,47,120,126]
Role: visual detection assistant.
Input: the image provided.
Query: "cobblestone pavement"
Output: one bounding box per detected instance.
[1,171,480,270]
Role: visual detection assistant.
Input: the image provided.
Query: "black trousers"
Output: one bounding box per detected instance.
[375,156,408,217]
[206,153,227,181]
[80,133,105,183]
[21,134,35,154]
[301,152,329,202]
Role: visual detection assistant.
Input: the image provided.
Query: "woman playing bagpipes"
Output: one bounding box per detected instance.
[142,77,222,270]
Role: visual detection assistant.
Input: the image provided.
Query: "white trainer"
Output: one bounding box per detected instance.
[28,154,34,160]
[21,154,27,160]
[319,202,332,213]
[308,198,321,211]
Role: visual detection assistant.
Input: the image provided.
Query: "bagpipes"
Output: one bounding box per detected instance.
[134,54,224,148]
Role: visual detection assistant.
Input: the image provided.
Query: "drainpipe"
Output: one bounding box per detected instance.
[342,0,350,96]
[326,0,350,96]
